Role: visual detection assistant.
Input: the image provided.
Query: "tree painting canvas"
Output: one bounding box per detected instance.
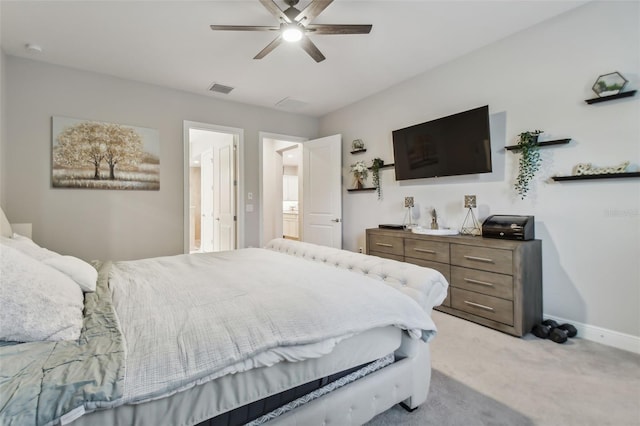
[52,117,160,190]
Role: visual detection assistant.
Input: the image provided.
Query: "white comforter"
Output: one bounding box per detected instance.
[109,248,439,404]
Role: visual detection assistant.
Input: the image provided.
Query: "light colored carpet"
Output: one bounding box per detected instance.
[367,311,640,426]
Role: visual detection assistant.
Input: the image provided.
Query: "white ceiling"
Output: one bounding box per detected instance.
[1,0,586,117]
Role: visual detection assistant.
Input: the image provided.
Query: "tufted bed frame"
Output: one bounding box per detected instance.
[265,238,446,315]
[256,238,442,425]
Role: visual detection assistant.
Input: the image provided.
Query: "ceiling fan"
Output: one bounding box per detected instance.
[210,0,372,63]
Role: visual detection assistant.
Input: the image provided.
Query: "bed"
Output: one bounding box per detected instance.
[0,211,448,426]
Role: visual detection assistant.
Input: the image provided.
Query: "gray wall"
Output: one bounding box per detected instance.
[320,1,640,339]
[0,50,5,207]
[3,57,319,260]
[0,6,6,207]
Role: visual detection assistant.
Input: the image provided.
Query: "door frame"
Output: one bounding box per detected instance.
[183,121,245,253]
[259,132,308,247]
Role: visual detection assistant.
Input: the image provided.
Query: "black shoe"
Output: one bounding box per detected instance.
[558,323,577,338]
[549,327,569,344]
[531,323,552,339]
[542,319,559,329]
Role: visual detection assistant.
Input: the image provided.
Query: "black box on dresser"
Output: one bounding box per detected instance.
[366,228,542,337]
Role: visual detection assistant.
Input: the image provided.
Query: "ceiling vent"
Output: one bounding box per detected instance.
[209,83,234,94]
[275,97,309,110]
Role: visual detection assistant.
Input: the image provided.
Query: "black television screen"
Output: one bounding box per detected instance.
[392,105,492,181]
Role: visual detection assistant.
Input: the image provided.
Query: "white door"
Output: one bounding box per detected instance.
[200,149,214,252]
[185,121,245,254]
[214,140,236,251]
[302,134,342,248]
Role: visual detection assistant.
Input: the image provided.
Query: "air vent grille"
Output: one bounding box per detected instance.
[209,83,234,94]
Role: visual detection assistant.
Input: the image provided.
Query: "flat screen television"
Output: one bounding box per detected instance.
[392,105,492,181]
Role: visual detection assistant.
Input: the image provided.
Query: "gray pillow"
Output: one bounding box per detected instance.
[0,245,84,342]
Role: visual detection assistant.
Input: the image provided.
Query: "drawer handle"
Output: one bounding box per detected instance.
[464,278,494,287]
[414,248,436,254]
[376,243,393,248]
[464,301,495,312]
[464,255,494,263]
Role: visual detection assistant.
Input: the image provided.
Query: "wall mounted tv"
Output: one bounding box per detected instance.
[392,105,492,181]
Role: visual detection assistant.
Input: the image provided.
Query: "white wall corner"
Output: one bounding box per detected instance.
[545,315,640,355]
[10,223,32,239]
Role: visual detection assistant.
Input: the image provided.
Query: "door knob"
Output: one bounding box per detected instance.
[331,218,341,223]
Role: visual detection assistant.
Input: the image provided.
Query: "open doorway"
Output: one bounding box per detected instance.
[260,133,307,246]
[280,144,301,240]
[184,121,244,253]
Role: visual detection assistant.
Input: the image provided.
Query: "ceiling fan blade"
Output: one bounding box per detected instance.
[300,35,326,63]
[294,0,334,25]
[254,35,283,60]
[259,0,291,23]
[306,24,372,35]
[210,25,280,32]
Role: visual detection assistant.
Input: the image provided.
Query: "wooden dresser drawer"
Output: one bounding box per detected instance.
[404,258,450,282]
[451,288,514,326]
[450,266,513,300]
[404,258,451,307]
[369,251,404,262]
[404,238,450,264]
[368,234,404,256]
[451,244,513,275]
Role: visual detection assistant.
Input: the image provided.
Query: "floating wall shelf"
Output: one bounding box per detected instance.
[552,172,640,181]
[350,149,367,154]
[585,90,637,104]
[367,163,395,170]
[505,139,571,151]
[347,187,376,192]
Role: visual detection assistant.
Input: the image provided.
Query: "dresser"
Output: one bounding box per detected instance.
[366,228,542,337]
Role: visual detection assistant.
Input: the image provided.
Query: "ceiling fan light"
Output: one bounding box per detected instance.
[282,25,303,42]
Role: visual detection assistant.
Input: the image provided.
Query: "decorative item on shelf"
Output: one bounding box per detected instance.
[514,130,544,199]
[430,209,439,230]
[460,195,481,236]
[592,71,628,97]
[351,139,365,153]
[573,161,629,176]
[350,160,368,189]
[403,196,415,229]
[371,158,384,200]
[505,138,571,151]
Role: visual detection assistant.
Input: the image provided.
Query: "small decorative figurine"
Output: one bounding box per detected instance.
[430,209,439,230]
[351,139,365,151]
[460,195,481,236]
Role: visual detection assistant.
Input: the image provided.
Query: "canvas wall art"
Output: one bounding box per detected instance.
[52,117,160,190]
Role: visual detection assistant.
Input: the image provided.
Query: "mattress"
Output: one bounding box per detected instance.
[71,326,402,426]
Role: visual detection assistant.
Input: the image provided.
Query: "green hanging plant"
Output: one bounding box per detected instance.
[371,158,384,200]
[514,130,543,199]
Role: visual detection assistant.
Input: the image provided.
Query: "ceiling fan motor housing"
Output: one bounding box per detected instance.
[210,0,372,62]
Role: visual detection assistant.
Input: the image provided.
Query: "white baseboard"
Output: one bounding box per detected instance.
[544,314,640,354]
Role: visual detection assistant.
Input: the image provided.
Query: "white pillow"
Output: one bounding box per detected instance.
[0,233,61,261]
[0,245,84,342]
[0,207,12,238]
[43,255,97,292]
